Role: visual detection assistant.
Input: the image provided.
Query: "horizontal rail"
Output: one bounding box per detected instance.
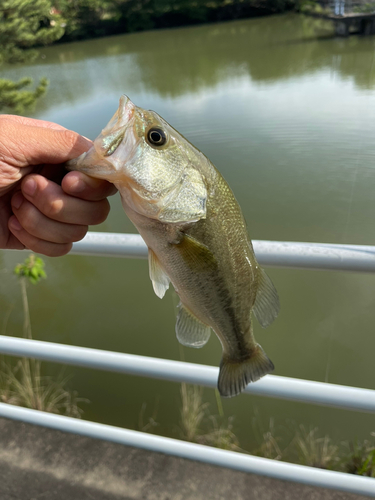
[69,232,375,273]
[0,336,374,413]
[7,231,375,272]
[0,403,373,497]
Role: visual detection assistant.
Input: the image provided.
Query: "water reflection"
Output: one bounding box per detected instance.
[3,13,375,115]
[1,13,375,451]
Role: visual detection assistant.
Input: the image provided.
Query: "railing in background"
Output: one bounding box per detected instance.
[0,336,374,413]
[323,0,375,15]
[2,232,375,497]
[68,232,375,273]
[1,403,374,498]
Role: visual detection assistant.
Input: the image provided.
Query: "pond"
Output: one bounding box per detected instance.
[1,13,375,454]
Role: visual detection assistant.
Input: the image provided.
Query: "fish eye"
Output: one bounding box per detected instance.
[147,128,167,147]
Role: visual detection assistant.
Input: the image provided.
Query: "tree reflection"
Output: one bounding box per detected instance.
[2,13,375,114]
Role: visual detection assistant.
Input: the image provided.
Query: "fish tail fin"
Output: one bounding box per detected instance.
[218,344,274,398]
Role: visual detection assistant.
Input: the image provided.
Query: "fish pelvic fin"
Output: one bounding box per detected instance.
[253,267,280,329]
[148,249,170,299]
[218,344,274,398]
[176,303,211,348]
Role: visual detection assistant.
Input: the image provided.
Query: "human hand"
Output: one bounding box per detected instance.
[0,115,117,256]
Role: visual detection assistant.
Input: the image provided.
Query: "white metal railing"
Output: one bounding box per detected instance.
[0,336,374,413]
[3,232,375,497]
[326,0,375,15]
[67,232,375,273]
[14,231,375,272]
[0,403,374,497]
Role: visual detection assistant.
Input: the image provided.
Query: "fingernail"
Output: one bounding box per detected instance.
[69,179,86,193]
[23,178,37,196]
[12,193,24,210]
[9,216,22,231]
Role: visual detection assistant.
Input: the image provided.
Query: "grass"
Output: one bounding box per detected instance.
[291,425,339,469]
[0,255,86,417]
[0,357,84,417]
[4,258,375,474]
[178,383,240,451]
[179,383,208,442]
[253,418,283,460]
[253,420,375,476]
[342,439,375,477]
[136,381,374,475]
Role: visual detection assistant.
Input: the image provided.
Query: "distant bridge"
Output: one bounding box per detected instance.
[311,0,375,36]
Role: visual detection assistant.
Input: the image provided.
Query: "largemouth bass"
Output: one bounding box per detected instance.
[67,95,280,397]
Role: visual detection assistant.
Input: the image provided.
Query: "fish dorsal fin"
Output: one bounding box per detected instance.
[253,267,280,328]
[148,249,170,299]
[176,304,211,348]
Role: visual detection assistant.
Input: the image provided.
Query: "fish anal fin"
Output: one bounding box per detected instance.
[253,268,280,329]
[218,344,274,398]
[176,304,211,349]
[148,249,170,299]
[175,234,217,273]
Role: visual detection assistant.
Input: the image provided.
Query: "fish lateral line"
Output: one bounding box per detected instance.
[67,94,280,398]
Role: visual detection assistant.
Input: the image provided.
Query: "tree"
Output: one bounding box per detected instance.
[0,0,66,114]
[56,0,112,40]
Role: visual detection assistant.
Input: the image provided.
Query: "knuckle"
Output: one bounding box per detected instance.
[48,198,64,218]
[20,206,39,234]
[60,129,80,151]
[34,184,65,220]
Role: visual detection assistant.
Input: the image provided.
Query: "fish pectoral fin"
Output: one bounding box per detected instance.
[218,344,274,398]
[174,234,217,273]
[148,249,170,299]
[253,268,280,329]
[176,304,211,349]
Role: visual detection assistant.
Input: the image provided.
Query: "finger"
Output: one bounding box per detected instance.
[20,175,110,225]
[2,116,91,144]
[1,115,68,131]
[4,227,25,250]
[11,194,88,244]
[1,117,93,167]
[8,216,73,257]
[62,171,118,201]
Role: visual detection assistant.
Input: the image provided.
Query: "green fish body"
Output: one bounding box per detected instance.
[67,95,280,397]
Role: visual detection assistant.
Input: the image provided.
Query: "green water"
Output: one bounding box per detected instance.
[1,13,375,452]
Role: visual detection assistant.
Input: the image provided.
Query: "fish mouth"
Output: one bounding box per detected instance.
[102,95,135,135]
[98,95,138,158]
[65,95,138,179]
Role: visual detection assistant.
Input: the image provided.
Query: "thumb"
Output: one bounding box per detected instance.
[3,118,92,167]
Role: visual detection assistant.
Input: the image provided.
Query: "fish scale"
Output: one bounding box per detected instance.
[66,95,280,397]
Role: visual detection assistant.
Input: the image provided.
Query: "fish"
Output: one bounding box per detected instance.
[67,95,280,397]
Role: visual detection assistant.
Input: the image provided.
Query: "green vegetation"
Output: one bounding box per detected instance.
[0,0,65,113]
[0,0,313,113]
[0,255,85,417]
[299,1,330,15]
[178,383,240,450]
[0,77,49,115]
[14,254,47,286]
[253,418,283,460]
[353,2,375,13]
[138,384,374,475]
[342,439,375,477]
[54,0,298,42]
[292,425,339,469]
[255,422,375,476]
